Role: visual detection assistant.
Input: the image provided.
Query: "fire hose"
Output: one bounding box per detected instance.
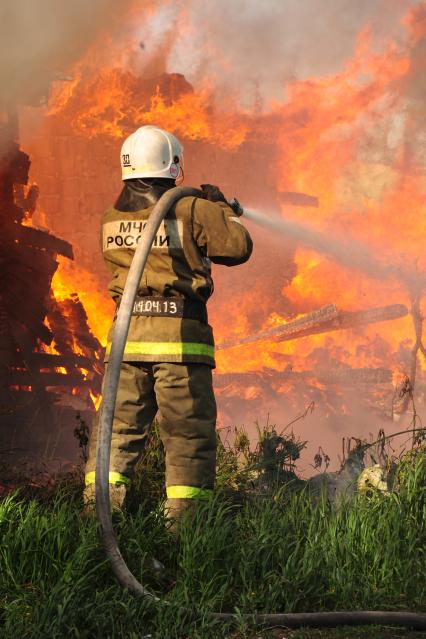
[95,186,426,630]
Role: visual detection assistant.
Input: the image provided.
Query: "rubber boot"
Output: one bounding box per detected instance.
[82,483,127,517]
[164,497,199,533]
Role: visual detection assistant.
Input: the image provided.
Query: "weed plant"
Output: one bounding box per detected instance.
[0,426,425,638]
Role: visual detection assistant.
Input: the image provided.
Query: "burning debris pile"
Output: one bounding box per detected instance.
[213,303,411,414]
[0,110,103,460]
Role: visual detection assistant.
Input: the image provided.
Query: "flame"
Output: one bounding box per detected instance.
[49,69,248,150]
[214,8,426,381]
[89,391,102,412]
[22,2,426,417]
[51,259,113,347]
[39,259,107,407]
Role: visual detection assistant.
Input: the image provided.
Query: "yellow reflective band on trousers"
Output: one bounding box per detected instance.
[106,341,214,358]
[85,471,130,487]
[166,485,213,500]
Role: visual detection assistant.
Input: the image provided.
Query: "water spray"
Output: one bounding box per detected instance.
[95,187,426,630]
[242,207,411,283]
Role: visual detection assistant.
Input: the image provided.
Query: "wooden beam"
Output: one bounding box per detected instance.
[29,353,95,369]
[213,367,392,388]
[218,304,408,351]
[17,225,74,260]
[218,305,339,350]
[9,371,90,387]
[278,191,319,207]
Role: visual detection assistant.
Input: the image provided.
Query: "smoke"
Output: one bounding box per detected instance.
[127,0,416,106]
[17,0,417,114]
[0,0,133,106]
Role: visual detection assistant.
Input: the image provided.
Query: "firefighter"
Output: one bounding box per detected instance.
[84,125,253,525]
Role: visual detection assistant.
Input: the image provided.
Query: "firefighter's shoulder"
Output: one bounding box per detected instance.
[102,205,128,223]
[173,195,198,216]
[173,194,231,224]
[174,194,231,212]
[189,195,236,220]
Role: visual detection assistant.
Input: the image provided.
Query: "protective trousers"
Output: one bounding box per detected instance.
[85,361,217,503]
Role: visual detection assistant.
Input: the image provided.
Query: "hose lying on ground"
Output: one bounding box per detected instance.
[95,186,426,630]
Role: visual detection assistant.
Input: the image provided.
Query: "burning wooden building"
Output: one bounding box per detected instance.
[5,2,426,467]
[0,109,104,462]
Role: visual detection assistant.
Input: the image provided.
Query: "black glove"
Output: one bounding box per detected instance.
[229,197,243,217]
[200,183,228,203]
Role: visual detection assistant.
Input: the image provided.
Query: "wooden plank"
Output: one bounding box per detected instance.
[17,226,74,260]
[279,191,319,207]
[218,304,408,351]
[318,367,392,385]
[9,371,89,387]
[6,295,52,344]
[8,323,55,426]
[30,353,95,369]
[217,305,339,350]
[337,305,408,328]
[213,367,392,387]
[7,243,59,277]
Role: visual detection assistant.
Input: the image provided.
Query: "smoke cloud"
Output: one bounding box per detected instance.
[0,0,133,106]
[127,0,416,106]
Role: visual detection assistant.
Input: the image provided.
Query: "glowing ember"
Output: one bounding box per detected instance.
[89,391,102,412]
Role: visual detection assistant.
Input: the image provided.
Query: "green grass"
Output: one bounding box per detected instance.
[0,432,425,638]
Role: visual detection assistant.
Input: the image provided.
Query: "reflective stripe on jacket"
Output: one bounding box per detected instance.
[102,195,253,366]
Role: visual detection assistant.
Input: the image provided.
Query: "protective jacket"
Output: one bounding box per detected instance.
[102,195,253,367]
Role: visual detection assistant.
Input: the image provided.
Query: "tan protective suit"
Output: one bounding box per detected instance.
[85,194,252,512]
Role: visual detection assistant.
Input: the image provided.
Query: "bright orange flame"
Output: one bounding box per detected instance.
[214,8,426,379]
[51,259,113,347]
[32,2,426,396]
[49,70,248,150]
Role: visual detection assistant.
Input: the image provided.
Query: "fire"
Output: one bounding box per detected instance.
[20,2,426,428]
[49,69,249,150]
[213,8,426,382]
[89,391,102,412]
[51,259,113,347]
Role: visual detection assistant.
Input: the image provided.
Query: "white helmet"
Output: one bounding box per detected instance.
[120,125,184,182]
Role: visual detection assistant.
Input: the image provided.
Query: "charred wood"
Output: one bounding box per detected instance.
[336,305,408,329]
[47,293,104,361]
[16,225,73,259]
[7,323,54,426]
[218,304,408,350]
[218,305,339,350]
[213,367,392,388]
[278,191,319,207]
[30,353,95,369]
[9,371,89,388]
[6,291,52,345]
[0,117,101,425]
[7,243,59,278]
[318,367,392,385]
